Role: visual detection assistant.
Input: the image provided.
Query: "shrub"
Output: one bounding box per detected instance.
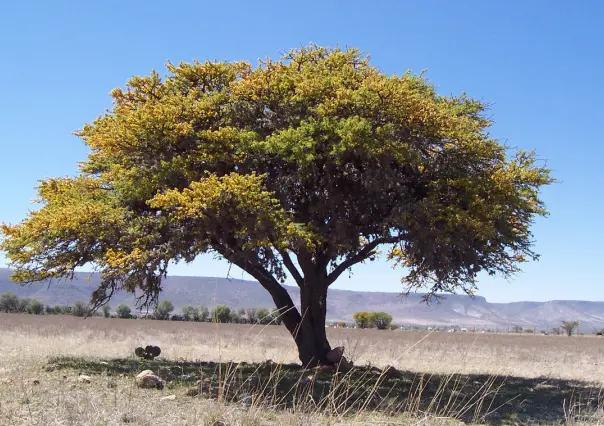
[211,305,231,323]
[369,312,393,330]
[27,299,44,315]
[0,292,20,313]
[101,304,111,318]
[154,300,174,320]
[72,301,89,317]
[115,304,132,319]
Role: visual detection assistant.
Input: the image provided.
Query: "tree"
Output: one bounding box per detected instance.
[353,312,371,329]
[44,304,53,314]
[255,307,271,324]
[0,292,20,313]
[0,46,552,366]
[101,304,111,318]
[511,326,523,333]
[198,306,210,322]
[28,299,44,315]
[561,321,580,337]
[245,308,258,324]
[211,305,231,323]
[18,298,31,313]
[72,301,89,317]
[115,304,132,319]
[238,308,248,324]
[552,327,561,335]
[154,300,174,320]
[181,305,199,321]
[368,312,393,330]
[271,308,284,325]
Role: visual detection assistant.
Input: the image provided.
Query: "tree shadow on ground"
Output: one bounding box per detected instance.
[49,356,603,425]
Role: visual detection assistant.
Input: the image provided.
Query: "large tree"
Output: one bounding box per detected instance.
[0,46,552,366]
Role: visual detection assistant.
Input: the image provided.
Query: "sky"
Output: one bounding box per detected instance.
[0,0,602,303]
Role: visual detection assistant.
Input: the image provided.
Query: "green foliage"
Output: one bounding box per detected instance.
[115,303,132,319]
[181,305,199,321]
[101,304,111,318]
[198,306,210,322]
[0,292,20,313]
[72,300,89,317]
[154,300,174,320]
[211,305,231,323]
[511,326,523,333]
[28,299,44,315]
[561,321,580,337]
[255,307,271,324]
[367,312,393,330]
[271,308,284,325]
[353,312,371,329]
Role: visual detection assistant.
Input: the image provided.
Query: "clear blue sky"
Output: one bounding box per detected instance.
[1,1,602,303]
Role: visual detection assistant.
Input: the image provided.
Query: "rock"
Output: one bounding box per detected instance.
[337,356,354,373]
[99,361,109,365]
[160,394,176,401]
[185,386,201,397]
[326,346,345,363]
[78,375,92,383]
[383,366,403,378]
[135,370,164,389]
[43,365,55,372]
[32,379,40,385]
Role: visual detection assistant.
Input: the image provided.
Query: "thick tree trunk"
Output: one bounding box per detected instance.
[260,275,332,366]
[295,282,331,366]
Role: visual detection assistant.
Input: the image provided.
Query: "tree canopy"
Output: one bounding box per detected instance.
[0,45,552,365]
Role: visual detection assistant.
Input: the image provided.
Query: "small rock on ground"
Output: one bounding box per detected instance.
[161,394,176,401]
[78,375,92,383]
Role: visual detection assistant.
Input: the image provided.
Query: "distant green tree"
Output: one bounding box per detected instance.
[72,301,89,317]
[237,308,247,324]
[255,308,271,324]
[551,327,561,335]
[524,328,534,334]
[18,298,31,313]
[181,305,199,321]
[198,306,210,322]
[230,310,241,323]
[44,304,53,314]
[353,312,371,329]
[368,312,393,330]
[511,325,523,333]
[211,305,231,323]
[245,308,257,324]
[0,292,20,313]
[561,321,580,337]
[154,300,174,320]
[115,304,132,319]
[101,304,111,318]
[271,308,284,325]
[27,299,44,315]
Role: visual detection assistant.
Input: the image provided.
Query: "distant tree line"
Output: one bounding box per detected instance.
[0,291,285,324]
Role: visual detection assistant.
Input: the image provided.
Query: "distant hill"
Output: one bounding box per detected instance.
[1,268,603,331]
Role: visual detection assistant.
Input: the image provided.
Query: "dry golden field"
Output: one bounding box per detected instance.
[1,313,604,425]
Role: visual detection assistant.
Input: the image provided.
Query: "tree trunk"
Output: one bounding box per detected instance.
[295,281,331,366]
[260,275,332,366]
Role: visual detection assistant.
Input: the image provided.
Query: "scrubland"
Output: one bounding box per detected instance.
[1,313,603,425]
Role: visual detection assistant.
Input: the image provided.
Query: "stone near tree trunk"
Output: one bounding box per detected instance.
[326,346,345,363]
[383,365,403,378]
[337,356,354,373]
[135,370,164,389]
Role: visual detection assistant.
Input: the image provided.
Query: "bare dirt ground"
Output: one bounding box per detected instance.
[1,313,603,425]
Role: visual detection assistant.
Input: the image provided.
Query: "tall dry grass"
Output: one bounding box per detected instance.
[1,313,603,425]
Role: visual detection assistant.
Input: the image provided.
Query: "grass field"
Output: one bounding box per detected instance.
[1,313,603,425]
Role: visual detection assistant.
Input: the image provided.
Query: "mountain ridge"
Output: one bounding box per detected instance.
[1,268,602,332]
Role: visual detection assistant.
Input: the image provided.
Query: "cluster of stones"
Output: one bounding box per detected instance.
[134,345,161,360]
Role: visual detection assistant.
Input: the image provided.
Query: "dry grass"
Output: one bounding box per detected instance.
[1,313,603,425]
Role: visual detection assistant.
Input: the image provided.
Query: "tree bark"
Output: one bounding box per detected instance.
[258,275,332,366]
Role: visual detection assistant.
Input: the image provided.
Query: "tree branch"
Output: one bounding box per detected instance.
[325,235,405,286]
[278,249,304,287]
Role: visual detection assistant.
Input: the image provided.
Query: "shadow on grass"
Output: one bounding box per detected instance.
[48,356,603,425]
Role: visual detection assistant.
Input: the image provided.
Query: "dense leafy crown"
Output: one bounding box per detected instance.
[1,46,552,308]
